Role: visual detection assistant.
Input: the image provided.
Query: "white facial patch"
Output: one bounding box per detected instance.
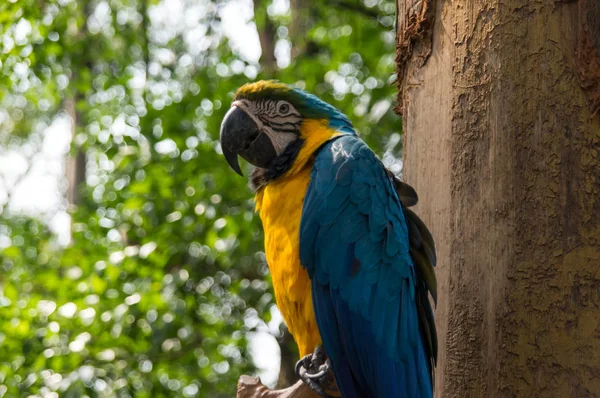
[231,99,299,156]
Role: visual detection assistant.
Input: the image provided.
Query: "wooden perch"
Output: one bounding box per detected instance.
[237,376,321,398]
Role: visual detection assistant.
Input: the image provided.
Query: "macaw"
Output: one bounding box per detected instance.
[219,80,437,398]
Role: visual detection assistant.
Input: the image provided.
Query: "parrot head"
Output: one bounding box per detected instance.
[219,80,354,181]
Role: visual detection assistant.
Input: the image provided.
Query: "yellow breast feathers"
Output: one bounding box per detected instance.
[254,119,339,356]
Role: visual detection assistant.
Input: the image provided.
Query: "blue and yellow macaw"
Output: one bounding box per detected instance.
[220,81,437,397]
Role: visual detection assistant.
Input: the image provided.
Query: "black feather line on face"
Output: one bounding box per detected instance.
[249,139,304,191]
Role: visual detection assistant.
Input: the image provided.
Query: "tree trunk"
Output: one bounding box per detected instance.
[65,0,93,209]
[397,0,600,396]
[276,328,299,389]
[253,0,277,72]
[65,97,86,207]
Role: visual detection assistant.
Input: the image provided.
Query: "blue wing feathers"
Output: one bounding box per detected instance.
[300,135,433,397]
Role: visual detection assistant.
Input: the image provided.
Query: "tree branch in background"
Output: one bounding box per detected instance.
[139,0,150,86]
[288,0,304,60]
[275,328,298,389]
[64,95,86,207]
[253,0,277,72]
[289,0,321,60]
[65,0,93,208]
[334,0,383,20]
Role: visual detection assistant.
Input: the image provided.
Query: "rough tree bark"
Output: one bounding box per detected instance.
[397,0,600,396]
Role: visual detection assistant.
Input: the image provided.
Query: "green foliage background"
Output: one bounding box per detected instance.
[0,0,399,396]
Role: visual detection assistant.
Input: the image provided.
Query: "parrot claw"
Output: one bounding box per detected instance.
[295,356,328,380]
[295,345,339,398]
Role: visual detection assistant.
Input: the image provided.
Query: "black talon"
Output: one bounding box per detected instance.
[295,345,338,398]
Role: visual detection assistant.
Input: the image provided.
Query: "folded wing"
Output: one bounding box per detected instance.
[300,135,436,398]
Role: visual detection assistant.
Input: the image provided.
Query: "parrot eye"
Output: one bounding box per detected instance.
[278,103,290,114]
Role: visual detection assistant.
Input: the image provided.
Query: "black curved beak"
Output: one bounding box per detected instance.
[219,106,277,176]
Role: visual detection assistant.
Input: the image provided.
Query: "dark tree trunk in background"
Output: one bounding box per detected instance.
[64,0,93,206]
[275,327,299,389]
[65,97,86,207]
[65,148,86,206]
[396,0,600,396]
[65,0,93,208]
[254,0,277,72]
[288,0,315,61]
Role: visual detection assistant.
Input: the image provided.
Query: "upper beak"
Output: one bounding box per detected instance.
[219,106,277,176]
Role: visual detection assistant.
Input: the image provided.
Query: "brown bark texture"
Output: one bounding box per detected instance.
[397,0,600,396]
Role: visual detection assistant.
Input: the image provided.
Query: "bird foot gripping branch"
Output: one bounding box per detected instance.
[295,346,339,398]
[236,345,339,398]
